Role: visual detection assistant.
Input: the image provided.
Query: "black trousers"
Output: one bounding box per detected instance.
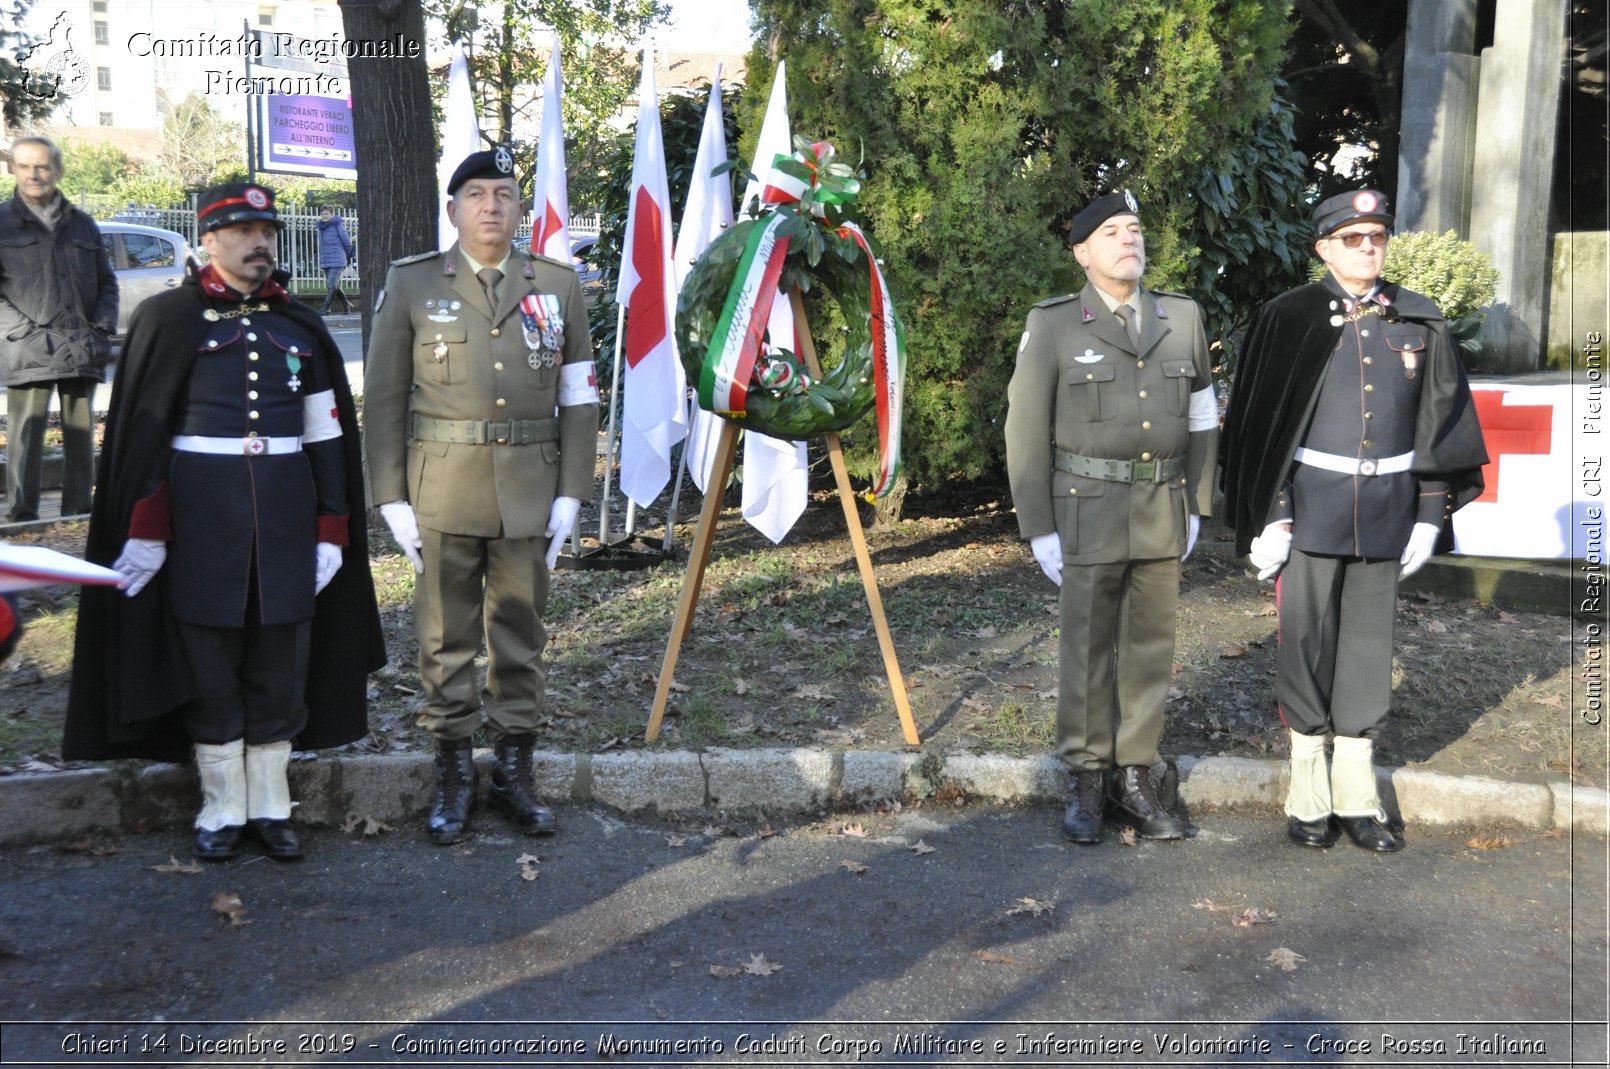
[177,619,311,745]
[1276,550,1397,738]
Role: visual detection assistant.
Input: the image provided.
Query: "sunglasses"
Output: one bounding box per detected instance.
[1326,231,1390,249]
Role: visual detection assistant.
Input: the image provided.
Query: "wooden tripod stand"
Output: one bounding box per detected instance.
[645,292,920,745]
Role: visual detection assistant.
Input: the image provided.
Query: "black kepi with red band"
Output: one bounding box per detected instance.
[197,182,283,232]
[1311,189,1392,237]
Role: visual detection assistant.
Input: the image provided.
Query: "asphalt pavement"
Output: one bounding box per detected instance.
[1,808,1605,1067]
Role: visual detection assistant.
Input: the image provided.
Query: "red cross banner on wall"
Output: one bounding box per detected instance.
[1453,384,1602,560]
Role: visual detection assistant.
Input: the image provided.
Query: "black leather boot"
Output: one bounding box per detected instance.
[1107,765,1188,839]
[428,738,478,845]
[1061,770,1106,844]
[489,734,556,835]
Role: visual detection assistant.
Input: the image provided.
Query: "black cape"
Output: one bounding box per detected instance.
[63,270,386,762]
[1219,280,1488,556]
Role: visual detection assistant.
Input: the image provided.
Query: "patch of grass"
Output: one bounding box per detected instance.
[973,700,1054,752]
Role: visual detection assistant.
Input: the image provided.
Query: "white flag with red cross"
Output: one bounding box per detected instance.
[530,39,571,262]
[616,46,687,508]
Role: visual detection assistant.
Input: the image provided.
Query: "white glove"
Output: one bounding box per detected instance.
[379,501,424,573]
[314,542,342,594]
[113,537,166,597]
[1182,514,1201,562]
[1248,522,1292,581]
[1399,521,1441,579]
[544,496,580,570]
[1029,533,1063,587]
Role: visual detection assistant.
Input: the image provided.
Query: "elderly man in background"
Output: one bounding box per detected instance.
[0,136,118,521]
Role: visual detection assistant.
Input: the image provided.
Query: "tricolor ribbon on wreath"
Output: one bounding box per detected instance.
[695,142,907,498]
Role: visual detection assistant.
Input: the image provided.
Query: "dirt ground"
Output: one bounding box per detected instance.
[0,475,1596,788]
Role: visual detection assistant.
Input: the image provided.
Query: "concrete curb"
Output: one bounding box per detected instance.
[1,748,1603,848]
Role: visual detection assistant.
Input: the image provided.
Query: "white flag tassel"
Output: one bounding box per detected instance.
[674,72,735,493]
[616,45,687,508]
[437,41,480,251]
[530,39,571,261]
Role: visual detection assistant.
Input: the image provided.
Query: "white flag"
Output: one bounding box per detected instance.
[738,61,808,543]
[675,71,734,494]
[530,39,571,261]
[437,41,481,251]
[616,46,688,508]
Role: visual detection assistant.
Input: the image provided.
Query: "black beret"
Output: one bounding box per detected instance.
[447,146,519,195]
[196,182,280,232]
[1068,189,1140,246]
[1311,189,1392,236]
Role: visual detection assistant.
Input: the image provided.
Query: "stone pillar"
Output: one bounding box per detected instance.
[1396,0,1480,234]
[1469,0,1570,372]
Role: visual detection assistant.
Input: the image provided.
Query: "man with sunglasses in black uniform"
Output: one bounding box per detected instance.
[1220,190,1486,853]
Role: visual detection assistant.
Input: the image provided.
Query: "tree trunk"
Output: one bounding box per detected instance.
[337,0,437,340]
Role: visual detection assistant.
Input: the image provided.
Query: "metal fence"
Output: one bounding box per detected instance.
[78,195,600,296]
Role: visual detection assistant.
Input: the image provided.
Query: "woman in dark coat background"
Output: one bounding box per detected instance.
[316,205,354,315]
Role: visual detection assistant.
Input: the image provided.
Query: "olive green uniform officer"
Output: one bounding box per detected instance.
[365,148,600,844]
[1005,191,1218,843]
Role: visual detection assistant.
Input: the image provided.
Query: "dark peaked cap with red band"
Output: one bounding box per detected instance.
[1067,189,1141,246]
[1311,189,1393,236]
[197,182,282,232]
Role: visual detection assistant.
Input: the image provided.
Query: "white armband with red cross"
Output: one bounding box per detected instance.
[302,389,342,443]
[558,361,600,407]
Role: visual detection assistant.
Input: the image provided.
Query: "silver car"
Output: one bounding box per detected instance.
[97,222,196,337]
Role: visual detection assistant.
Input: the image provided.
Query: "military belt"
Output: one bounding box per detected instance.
[411,415,560,446]
[1054,448,1183,484]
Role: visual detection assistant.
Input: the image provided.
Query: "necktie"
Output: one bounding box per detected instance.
[1116,303,1141,352]
[479,268,503,316]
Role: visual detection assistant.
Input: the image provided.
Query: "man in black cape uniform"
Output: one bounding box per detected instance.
[65,182,384,861]
[1220,189,1487,853]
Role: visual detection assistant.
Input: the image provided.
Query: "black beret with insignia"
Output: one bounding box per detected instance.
[447,146,521,195]
[1068,189,1140,246]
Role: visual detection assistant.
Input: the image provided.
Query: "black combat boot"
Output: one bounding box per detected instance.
[428,738,478,845]
[1061,770,1107,844]
[489,734,556,835]
[1107,765,1188,839]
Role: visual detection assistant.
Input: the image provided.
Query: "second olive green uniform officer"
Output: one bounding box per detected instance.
[364,148,600,844]
[1005,191,1218,844]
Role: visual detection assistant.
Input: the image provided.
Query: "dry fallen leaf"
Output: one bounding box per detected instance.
[709,964,742,979]
[1543,827,1565,840]
[840,860,869,874]
[841,823,869,838]
[1265,947,1304,972]
[1256,604,1278,617]
[742,953,782,976]
[211,891,250,927]
[1465,833,1512,850]
[1117,826,1138,846]
[1219,645,1247,659]
[1192,898,1230,912]
[150,856,203,875]
[517,852,541,881]
[733,677,749,695]
[910,839,937,855]
[1232,907,1278,927]
[1006,897,1054,917]
[757,823,777,839]
[342,813,393,836]
[976,950,1017,966]
[665,833,687,847]
[702,824,729,838]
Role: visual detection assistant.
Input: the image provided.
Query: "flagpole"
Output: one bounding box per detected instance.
[598,301,628,545]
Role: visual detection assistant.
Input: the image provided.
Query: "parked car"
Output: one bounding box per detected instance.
[569,233,603,304]
[98,222,196,338]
